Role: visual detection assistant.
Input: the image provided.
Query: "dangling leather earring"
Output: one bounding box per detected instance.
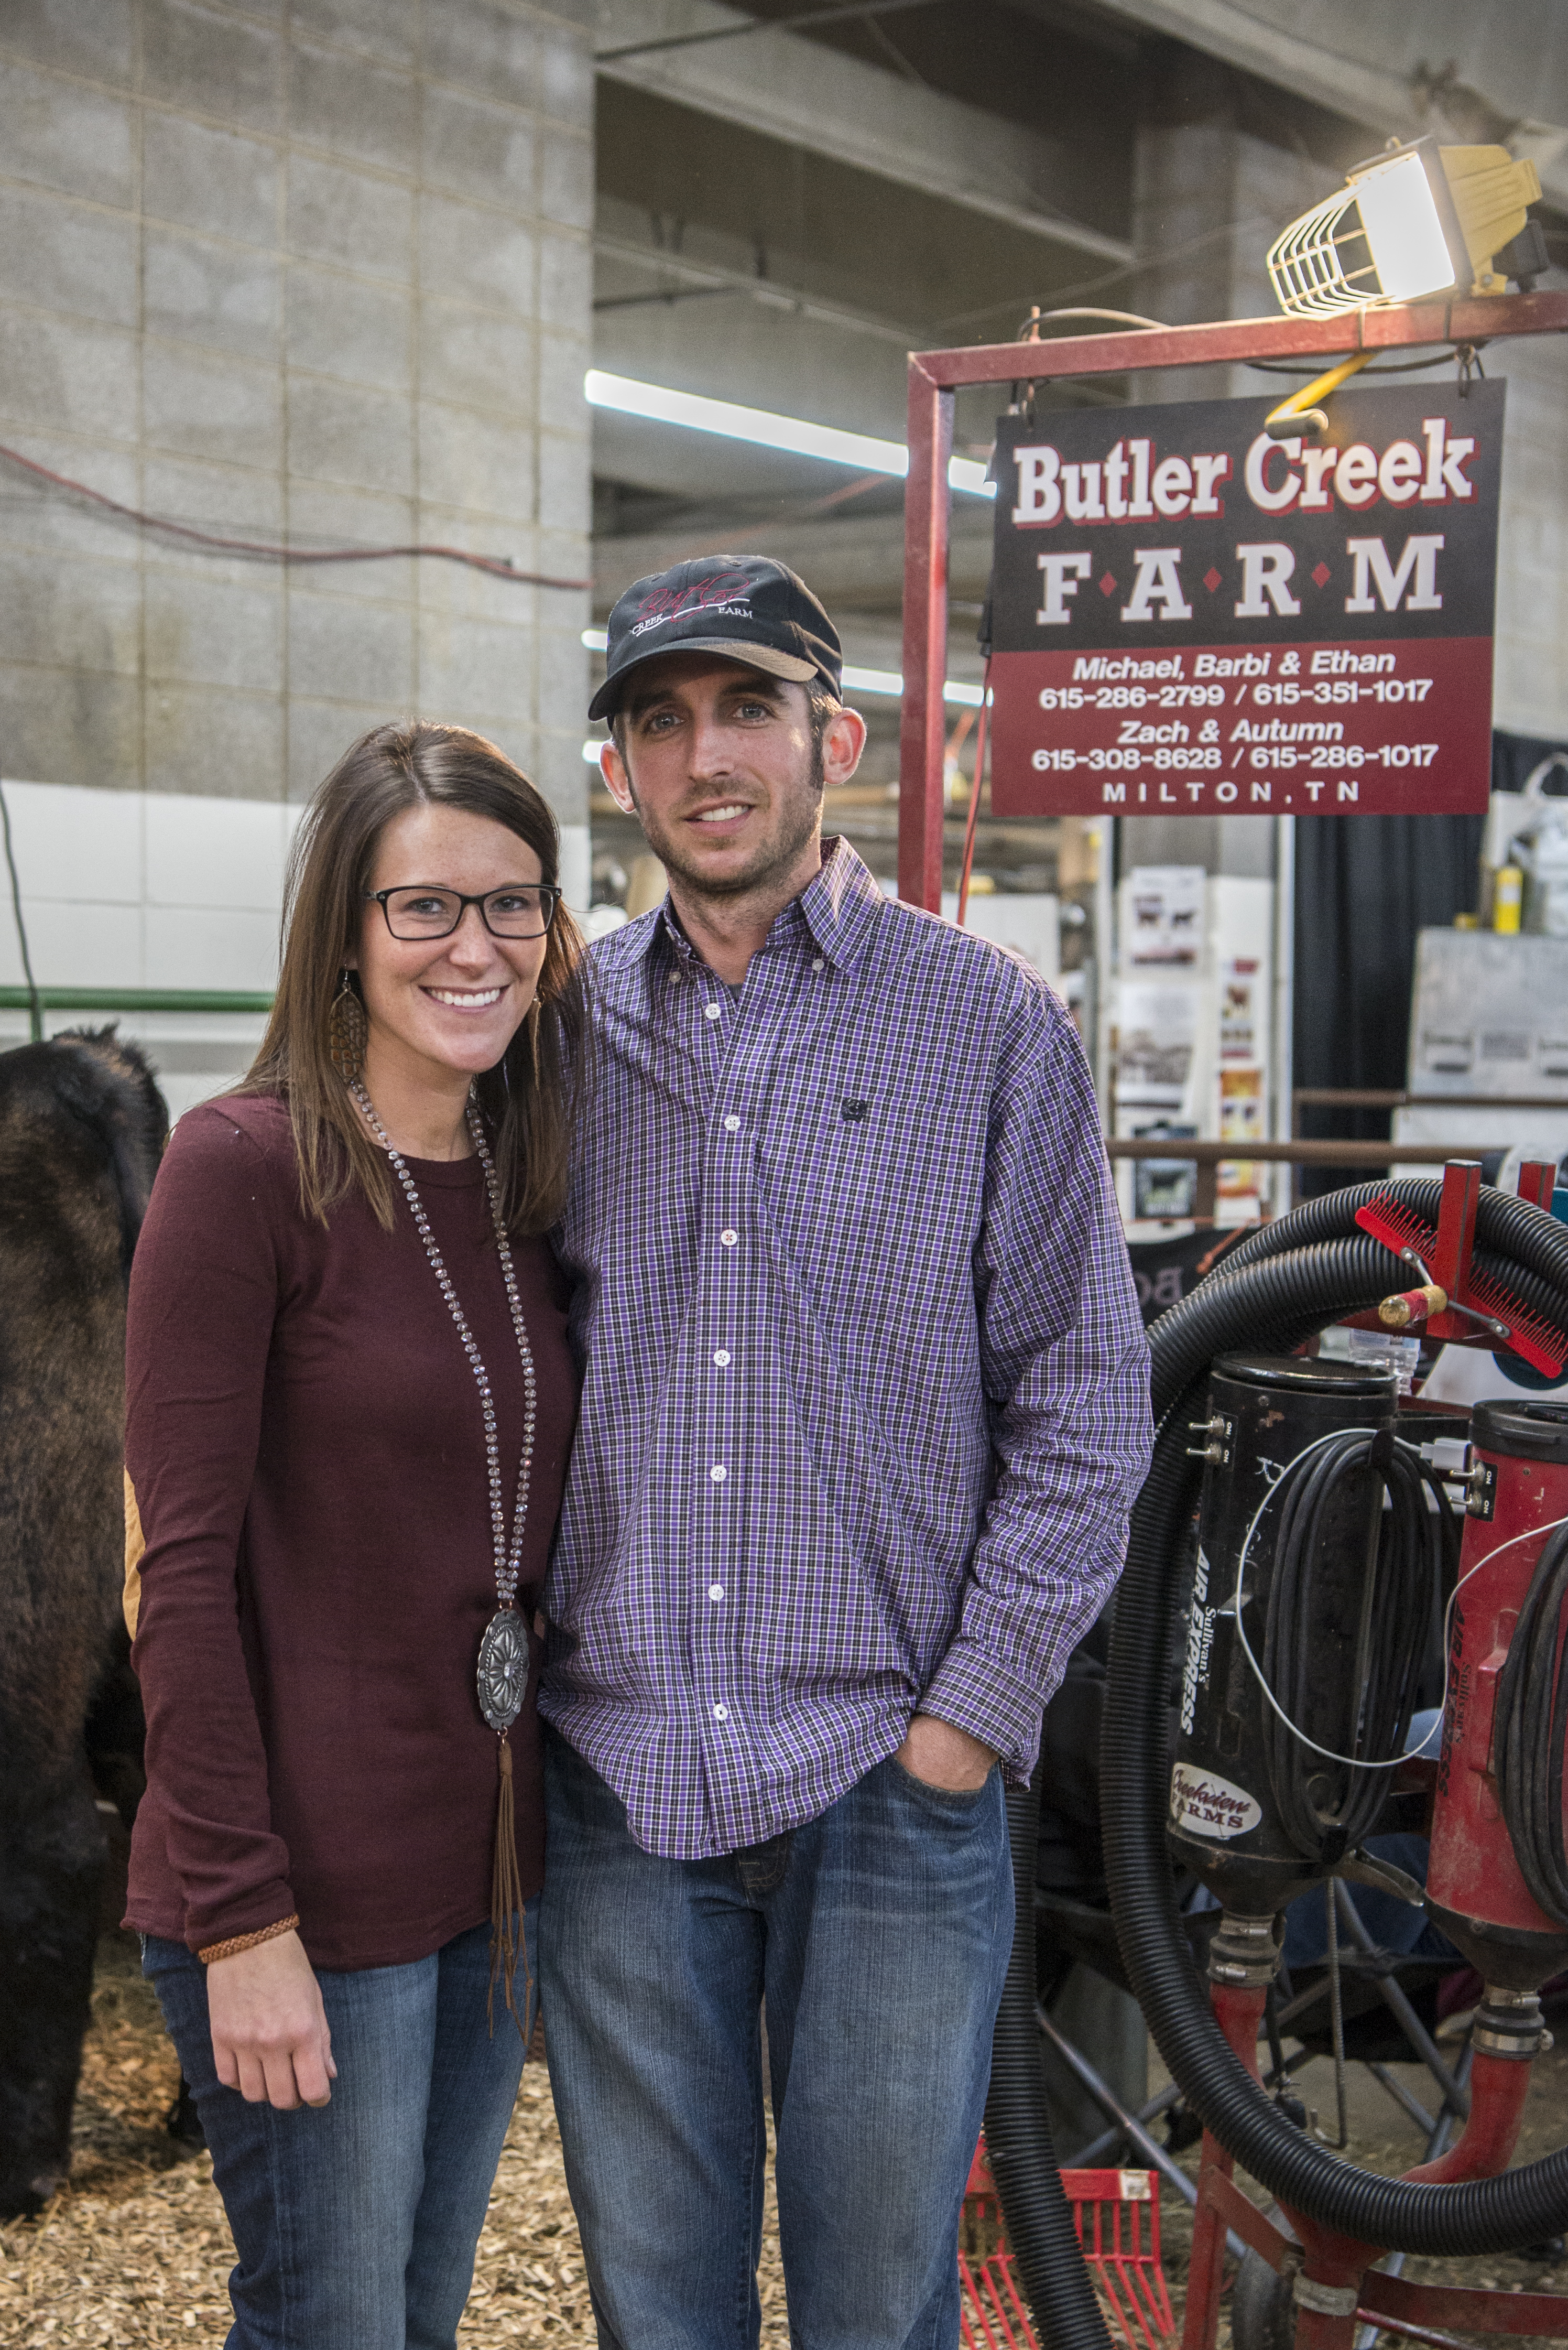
[328,971,367,1083]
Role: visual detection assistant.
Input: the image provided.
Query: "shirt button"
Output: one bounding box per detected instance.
[724,1114,741,1132]
[713,1703,728,1722]
[713,1349,731,1367]
[811,956,824,971]
[708,1584,725,1602]
[710,1464,727,1482]
[704,1002,722,1020]
[720,1228,738,1247]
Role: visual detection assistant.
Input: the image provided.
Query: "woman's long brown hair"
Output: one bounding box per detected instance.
[240,720,586,1236]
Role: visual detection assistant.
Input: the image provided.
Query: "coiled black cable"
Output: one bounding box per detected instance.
[1494,1521,1568,1925]
[1099,1177,1568,2256]
[1257,1430,1455,1861]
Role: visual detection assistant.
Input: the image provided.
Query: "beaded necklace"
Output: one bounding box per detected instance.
[349,1078,538,1735]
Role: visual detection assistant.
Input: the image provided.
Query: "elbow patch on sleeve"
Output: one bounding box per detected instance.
[123,1467,145,1640]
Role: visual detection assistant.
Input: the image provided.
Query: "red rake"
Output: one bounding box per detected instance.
[960,2140,1174,2350]
[1353,1173,1565,1379]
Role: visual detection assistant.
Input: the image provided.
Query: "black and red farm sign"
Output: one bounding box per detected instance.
[986,380,1504,817]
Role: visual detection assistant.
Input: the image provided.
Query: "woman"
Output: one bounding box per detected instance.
[125,722,584,2348]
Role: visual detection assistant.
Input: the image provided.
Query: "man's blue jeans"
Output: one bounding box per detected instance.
[539,1731,1014,2350]
[143,1909,538,2349]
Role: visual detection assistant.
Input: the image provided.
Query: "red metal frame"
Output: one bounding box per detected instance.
[961,2140,1174,2350]
[1173,1158,1568,2350]
[897,291,1568,909]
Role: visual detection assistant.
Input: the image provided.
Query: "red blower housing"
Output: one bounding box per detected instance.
[1427,1398,1568,1987]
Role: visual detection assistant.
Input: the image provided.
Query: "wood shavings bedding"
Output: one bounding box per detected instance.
[0,1937,790,2347]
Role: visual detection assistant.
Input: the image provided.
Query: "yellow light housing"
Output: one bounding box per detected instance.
[1268,136,1542,318]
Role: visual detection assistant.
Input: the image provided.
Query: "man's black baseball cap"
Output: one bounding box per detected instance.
[588,555,842,722]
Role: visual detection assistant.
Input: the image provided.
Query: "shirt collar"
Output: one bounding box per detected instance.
[631,835,885,974]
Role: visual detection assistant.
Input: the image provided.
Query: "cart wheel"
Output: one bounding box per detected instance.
[1229,2247,1295,2350]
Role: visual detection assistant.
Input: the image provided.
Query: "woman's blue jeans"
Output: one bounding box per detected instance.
[143,1909,538,2349]
[539,1732,1014,2350]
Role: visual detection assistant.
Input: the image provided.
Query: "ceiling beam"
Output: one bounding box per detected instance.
[1094,0,1568,210]
[594,0,1133,266]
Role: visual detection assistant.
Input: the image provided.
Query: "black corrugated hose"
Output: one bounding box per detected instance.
[985,1773,1113,2350]
[1494,1519,1568,1925]
[1260,1428,1451,1860]
[1098,1177,1568,2256]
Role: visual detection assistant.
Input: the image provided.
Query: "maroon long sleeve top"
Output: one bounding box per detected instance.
[124,1093,578,1970]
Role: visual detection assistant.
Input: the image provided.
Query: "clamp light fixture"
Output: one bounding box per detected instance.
[1263,136,1545,437]
[1267,136,1543,320]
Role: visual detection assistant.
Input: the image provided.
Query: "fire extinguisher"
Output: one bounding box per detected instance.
[1427,1398,1568,2017]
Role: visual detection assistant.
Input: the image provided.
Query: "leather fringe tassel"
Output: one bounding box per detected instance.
[488,1734,530,2042]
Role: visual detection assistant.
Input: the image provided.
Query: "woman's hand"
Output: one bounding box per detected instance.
[206,1929,337,2109]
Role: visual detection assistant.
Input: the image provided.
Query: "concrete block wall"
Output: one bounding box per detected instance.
[0,0,594,1006]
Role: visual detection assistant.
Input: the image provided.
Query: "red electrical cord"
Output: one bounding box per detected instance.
[0,441,591,590]
[955,657,993,927]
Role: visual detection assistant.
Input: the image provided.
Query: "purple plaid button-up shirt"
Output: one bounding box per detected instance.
[541,838,1152,1858]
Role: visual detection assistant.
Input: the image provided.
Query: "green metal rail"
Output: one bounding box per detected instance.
[0,986,275,1041]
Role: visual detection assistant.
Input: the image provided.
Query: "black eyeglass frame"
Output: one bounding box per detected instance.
[365,883,562,941]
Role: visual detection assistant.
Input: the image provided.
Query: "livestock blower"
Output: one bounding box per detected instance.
[1062,1163,1568,2350]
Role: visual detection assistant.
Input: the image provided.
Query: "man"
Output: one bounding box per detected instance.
[540,554,1152,2350]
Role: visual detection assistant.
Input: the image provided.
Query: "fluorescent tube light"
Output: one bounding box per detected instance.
[842,664,985,708]
[585,371,995,499]
[581,641,983,709]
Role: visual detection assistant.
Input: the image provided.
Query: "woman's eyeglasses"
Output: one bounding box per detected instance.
[366,884,561,941]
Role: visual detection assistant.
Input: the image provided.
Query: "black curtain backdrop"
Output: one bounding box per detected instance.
[1292,727,1568,1195]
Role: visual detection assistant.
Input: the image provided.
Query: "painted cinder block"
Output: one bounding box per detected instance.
[0,783,144,906]
[145,790,289,910]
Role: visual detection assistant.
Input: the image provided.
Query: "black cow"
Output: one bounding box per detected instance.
[0,1030,167,2217]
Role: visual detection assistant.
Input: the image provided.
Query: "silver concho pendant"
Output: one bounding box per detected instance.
[476,1607,528,1732]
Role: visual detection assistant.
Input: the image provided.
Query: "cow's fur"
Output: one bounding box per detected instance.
[0,1030,166,2217]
